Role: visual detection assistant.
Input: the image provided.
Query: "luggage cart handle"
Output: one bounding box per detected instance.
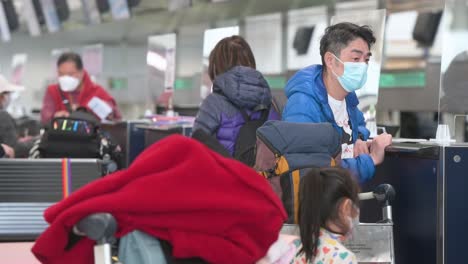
[358,192,375,200]
[74,213,118,264]
[74,213,117,245]
[359,184,396,222]
[374,184,396,206]
[359,184,395,204]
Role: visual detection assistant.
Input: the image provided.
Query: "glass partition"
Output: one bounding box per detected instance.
[287,6,328,71]
[9,53,28,117]
[147,33,177,111]
[245,13,282,75]
[438,0,468,143]
[245,13,285,91]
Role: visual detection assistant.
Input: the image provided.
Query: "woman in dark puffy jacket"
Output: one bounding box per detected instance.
[193,35,279,156]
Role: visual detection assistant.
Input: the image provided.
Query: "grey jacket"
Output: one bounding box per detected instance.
[0,110,34,157]
[0,110,18,148]
[193,66,278,155]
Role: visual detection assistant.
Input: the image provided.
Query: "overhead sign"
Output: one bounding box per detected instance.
[0,2,11,41]
[23,0,41,36]
[40,0,61,33]
[107,0,130,20]
[81,0,101,25]
[379,71,426,88]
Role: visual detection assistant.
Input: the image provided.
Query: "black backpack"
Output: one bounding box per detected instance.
[31,109,123,172]
[38,115,101,158]
[233,107,270,167]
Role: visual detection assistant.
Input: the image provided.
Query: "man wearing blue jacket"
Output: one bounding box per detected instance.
[283,22,392,183]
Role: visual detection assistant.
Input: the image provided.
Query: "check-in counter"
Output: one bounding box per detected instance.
[360,142,468,264]
[101,121,149,168]
[0,159,103,241]
[101,117,194,167]
[136,115,195,148]
[138,124,193,148]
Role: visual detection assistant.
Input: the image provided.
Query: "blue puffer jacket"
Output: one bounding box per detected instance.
[193,66,279,155]
[282,65,374,183]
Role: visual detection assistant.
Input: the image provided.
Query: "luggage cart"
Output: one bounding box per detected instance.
[74,213,118,264]
[73,184,395,264]
[281,184,396,264]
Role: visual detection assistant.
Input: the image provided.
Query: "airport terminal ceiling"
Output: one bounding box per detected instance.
[5,0,334,45]
[4,0,446,45]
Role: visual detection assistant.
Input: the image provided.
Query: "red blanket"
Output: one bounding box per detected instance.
[32,135,286,264]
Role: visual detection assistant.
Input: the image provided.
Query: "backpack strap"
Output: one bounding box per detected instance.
[259,168,277,179]
[292,170,301,224]
[239,105,270,122]
[238,108,251,122]
[58,88,73,113]
[271,96,283,119]
[192,129,231,158]
[255,104,270,119]
[259,106,270,121]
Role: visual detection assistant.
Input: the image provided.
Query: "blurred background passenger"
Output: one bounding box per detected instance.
[0,75,35,157]
[41,52,122,125]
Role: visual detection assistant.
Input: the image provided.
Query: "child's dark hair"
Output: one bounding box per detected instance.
[208,35,256,81]
[298,167,360,261]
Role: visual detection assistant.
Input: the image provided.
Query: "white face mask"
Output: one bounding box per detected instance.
[58,75,80,92]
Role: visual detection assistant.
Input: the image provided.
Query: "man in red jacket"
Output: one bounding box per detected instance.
[41,52,122,125]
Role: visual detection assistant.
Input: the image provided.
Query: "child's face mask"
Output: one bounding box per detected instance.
[345,205,360,239]
[347,215,359,236]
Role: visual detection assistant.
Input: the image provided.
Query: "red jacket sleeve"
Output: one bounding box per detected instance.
[86,84,122,121]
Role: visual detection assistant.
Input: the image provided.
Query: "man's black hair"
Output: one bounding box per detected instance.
[57,52,83,70]
[320,22,376,67]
